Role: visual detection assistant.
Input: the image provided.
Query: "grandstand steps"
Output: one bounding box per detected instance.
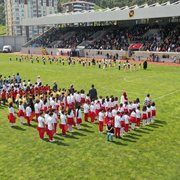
[23,27,56,47]
[62,31,76,40]
[143,28,160,38]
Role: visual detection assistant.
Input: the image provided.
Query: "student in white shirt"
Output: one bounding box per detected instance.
[37,112,45,139]
[59,110,67,136]
[76,106,82,130]
[98,109,105,133]
[25,104,32,126]
[47,113,55,142]
[83,102,89,122]
[114,111,121,138]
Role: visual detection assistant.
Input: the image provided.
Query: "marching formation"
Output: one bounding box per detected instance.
[10,55,144,71]
[0,73,156,143]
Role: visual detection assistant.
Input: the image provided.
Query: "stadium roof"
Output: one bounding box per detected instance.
[21,1,180,26]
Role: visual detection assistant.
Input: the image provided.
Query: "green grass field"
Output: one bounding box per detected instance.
[0,54,180,179]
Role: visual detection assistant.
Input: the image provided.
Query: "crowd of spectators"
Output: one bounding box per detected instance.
[26,23,180,52]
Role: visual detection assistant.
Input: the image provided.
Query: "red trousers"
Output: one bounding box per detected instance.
[54,123,57,133]
[90,112,95,123]
[136,118,141,127]
[60,124,66,135]
[35,113,40,122]
[124,124,129,133]
[48,130,54,140]
[84,113,89,121]
[26,117,31,125]
[99,121,104,132]
[37,127,45,139]
[115,127,120,138]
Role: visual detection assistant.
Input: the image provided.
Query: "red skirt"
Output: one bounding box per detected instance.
[59,124,68,131]
[81,98,85,104]
[17,110,25,117]
[130,116,136,123]
[120,121,125,127]
[148,112,151,118]
[67,117,75,125]
[95,109,99,116]
[152,110,156,117]
[76,118,82,124]
[56,105,59,111]
[8,113,16,123]
[44,106,47,113]
[142,114,147,120]
[104,116,109,125]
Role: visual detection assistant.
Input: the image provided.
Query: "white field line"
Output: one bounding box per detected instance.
[153,89,180,101]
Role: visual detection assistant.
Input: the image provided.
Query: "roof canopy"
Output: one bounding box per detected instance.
[21,1,180,26]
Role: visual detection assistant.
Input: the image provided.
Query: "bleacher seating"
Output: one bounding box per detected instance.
[24,23,180,52]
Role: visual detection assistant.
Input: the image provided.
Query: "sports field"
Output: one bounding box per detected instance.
[0,53,180,179]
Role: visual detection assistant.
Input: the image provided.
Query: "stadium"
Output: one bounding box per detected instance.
[0,0,180,179]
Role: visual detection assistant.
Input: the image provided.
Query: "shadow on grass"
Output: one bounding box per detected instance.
[43,138,69,146]
[148,124,162,128]
[80,128,94,133]
[65,134,79,139]
[112,141,128,146]
[53,141,69,146]
[121,138,137,143]
[130,133,142,137]
[73,131,86,137]
[141,127,154,131]
[134,129,150,134]
[155,119,167,125]
[23,123,37,129]
[81,123,92,128]
[125,134,139,140]
[12,126,26,131]
[54,136,64,141]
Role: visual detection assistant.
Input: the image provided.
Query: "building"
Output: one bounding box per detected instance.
[4,0,58,39]
[62,0,95,13]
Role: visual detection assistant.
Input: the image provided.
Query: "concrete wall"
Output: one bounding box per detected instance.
[0,36,27,52]
[21,47,180,63]
[133,51,180,62]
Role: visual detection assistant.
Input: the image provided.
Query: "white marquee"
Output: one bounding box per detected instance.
[21,1,180,26]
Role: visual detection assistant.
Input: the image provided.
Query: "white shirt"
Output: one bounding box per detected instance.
[44,113,49,125]
[47,116,54,130]
[83,103,89,113]
[50,99,56,109]
[130,111,136,118]
[98,112,104,122]
[39,99,44,109]
[120,95,125,104]
[90,104,96,112]
[34,103,40,114]
[60,114,66,125]
[19,104,25,112]
[52,113,58,123]
[75,94,81,103]
[38,116,45,128]
[26,106,32,117]
[136,109,141,118]
[67,110,74,118]
[67,95,71,104]
[114,115,121,128]
[124,114,129,124]
[112,109,117,117]
[9,107,15,115]
[76,109,82,119]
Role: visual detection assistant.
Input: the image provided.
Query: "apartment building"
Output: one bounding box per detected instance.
[62,0,95,13]
[5,0,58,39]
